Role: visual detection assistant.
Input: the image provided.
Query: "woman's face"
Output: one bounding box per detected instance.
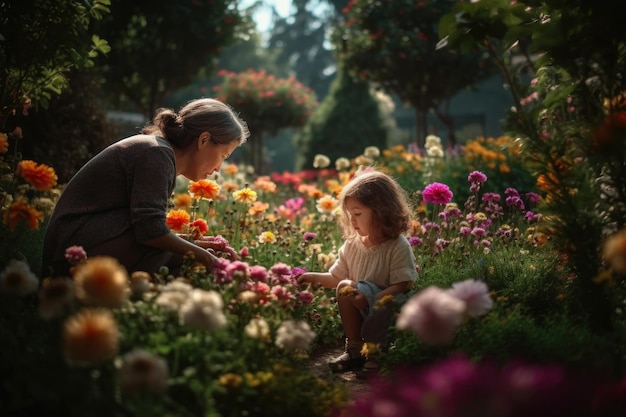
[345,197,374,237]
[187,138,239,180]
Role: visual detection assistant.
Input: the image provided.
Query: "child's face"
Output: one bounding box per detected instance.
[345,197,374,237]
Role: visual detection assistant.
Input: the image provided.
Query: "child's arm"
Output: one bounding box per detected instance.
[296,271,341,289]
[376,281,410,300]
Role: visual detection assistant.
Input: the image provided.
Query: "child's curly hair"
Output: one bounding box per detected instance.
[337,168,412,240]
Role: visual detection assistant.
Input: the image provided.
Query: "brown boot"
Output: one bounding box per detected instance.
[328,339,365,373]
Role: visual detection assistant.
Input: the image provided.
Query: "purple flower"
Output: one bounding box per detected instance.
[303,232,317,242]
[525,192,541,204]
[422,182,453,205]
[468,171,488,184]
[408,236,423,246]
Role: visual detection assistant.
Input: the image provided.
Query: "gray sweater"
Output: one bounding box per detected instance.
[42,135,176,271]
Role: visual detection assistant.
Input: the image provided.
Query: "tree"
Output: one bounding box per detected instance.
[212,69,318,174]
[0,0,110,116]
[267,0,339,99]
[294,67,391,171]
[95,0,249,117]
[334,0,497,147]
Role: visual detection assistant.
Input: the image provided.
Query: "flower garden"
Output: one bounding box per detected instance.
[2,130,626,417]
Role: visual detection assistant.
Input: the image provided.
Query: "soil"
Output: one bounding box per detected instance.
[308,344,372,398]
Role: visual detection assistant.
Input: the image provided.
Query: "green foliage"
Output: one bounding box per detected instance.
[96,0,248,116]
[294,68,391,171]
[334,0,498,142]
[0,0,111,112]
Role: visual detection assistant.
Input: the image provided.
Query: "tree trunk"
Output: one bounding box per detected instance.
[414,108,428,148]
[434,106,457,148]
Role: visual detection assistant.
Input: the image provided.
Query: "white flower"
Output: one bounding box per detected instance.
[244,317,270,340]
[426,145,445,158]
[155,280,192,312]
[180,289,227,331]
[275,320,316,352]
[446,279,493,318]
[313,154,331,169]
[335,157,351,171]
[119,349,169,395]
[396,286,466,346]
[363,146,380,158]
[0,259,39,296]
[425,134,442,149]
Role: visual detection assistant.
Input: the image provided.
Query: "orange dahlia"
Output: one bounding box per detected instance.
[16,160,58,191]
[3,196,44,231]
[189,179,221,200]
[165,209,191,232]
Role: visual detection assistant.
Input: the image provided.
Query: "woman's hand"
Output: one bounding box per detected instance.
[193,235,239,260]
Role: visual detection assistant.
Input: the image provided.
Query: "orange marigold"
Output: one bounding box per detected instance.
[63,308,119,364]
[173,193,193,209]
[165,209,191,232]
[3,196,44,231]
[189,179,221,200]
[248,201,269,216]
[0,132,8,153]
[17,160,58,191]
[223,163,239,176]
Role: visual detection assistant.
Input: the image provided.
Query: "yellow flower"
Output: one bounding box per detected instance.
[219,373,243,388]
[188,178,221,200]
[73,256,130,308]
[165,209,191,232]
[233,188,257,204]
[258,231,276,244]
[316,195,339,213]
[3,196,44,231]
[16,160,58,191]
[63,308,119,364]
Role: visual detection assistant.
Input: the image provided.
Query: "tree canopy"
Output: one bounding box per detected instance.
[95,0,250,117]
[334,0,497,145]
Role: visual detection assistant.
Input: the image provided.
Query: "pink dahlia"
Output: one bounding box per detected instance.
[422,182,453,205]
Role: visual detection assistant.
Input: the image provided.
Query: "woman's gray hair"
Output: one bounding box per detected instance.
[142,98,249,149]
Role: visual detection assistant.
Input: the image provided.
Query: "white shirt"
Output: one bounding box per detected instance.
[329,234,418,289]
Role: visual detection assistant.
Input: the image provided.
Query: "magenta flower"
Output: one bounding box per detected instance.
[303,232,317,242]
[422,182,453,205]
[408,236,423,246]
[468,170,488,184]
[249,265,268,283]
[65,245,87,265]
[297,290,314,304]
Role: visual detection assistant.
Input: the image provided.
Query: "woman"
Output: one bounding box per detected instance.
[42,98,249,277]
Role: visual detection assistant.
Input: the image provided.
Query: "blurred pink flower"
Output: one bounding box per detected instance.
[446,279,494,318]
[396,286,466,345]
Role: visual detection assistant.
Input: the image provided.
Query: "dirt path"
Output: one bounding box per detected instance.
[308,344,371,398]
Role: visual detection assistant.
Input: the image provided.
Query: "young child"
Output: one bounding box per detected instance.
[297,168,418,374]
